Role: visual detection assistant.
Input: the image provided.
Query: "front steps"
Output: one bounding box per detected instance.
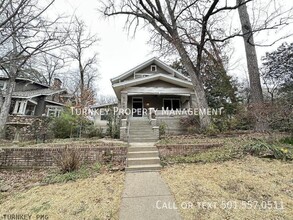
[126,143,161,172]
[128,117,158,143]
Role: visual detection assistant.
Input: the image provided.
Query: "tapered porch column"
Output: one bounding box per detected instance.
[121,91,128,110]
[190,93,197,108]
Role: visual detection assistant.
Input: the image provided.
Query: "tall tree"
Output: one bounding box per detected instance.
[237,0,267,130]
[0,0,66,138]
[66,17,99,107]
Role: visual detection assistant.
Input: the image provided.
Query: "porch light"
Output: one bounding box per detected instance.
[146,102,150,106]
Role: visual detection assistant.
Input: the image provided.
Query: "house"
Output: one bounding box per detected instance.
[111,57,196,141]
[0,76,73,141]
[0,77,71,117]
[92,102,118,133]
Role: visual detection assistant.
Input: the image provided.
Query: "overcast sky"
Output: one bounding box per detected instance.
[51,0,293,97]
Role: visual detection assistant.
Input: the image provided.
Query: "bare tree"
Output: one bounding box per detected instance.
[38,53,65,86]
[65,16,99,107]
[101,0,255,129]
[237,0,267,130]
[0,0,67,138]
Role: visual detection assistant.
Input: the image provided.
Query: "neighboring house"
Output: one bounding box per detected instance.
[0,77,71,117]
[91,102,118,133]
[111,57,196,140]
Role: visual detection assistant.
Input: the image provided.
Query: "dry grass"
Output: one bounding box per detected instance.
[0,172,125,220]
[161,156,293,220]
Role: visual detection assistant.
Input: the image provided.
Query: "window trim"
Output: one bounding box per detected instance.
[13,100,27,115]
[46,106,62,117]
[150,64,157,72]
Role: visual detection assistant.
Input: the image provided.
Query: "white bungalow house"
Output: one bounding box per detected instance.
[109,57,197,142]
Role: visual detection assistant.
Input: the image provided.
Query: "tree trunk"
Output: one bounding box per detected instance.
[0,79,16,138]
[237,0,268,131]
[174,42,211,129]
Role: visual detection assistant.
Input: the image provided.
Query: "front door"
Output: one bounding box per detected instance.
[132,97,143,117]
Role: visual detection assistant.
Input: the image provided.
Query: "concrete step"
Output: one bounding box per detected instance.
[129,129,153,132]
[127,151,159,158]
[129,126,152,129]
[129,134,155,138]
[128,146,158,152]
[125,164,161,172]
[129,138,158,143]
[127,157,160,166]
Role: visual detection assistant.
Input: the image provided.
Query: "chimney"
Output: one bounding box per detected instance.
[52,78,62,90]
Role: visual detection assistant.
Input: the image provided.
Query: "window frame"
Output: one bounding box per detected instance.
[163,98,181,110]
[150,64,157,72]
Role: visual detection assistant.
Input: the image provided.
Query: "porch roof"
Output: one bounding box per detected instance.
[112,73,194,98]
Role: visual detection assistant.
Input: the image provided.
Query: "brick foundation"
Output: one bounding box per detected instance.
[0,145,127,169]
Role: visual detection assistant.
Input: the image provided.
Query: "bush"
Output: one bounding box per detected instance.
[243,142,293,160]
[55,148,82,173]
[51,109,79,138]
[159,123,167,138]
[179,115,200,134]
[280,136,293,145]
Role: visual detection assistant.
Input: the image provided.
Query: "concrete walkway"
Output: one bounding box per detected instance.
[119,172,181,220]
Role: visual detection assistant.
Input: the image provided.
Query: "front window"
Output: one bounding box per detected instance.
[100,110,108,121]
[25,102,36,115]
[13,100,27,115]
[163,98,181,110]
[47,107,62,117]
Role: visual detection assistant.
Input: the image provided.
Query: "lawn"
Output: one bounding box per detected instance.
[0,168,125,220]
[161,156,293,220]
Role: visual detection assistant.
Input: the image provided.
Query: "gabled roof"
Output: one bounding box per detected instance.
[111,57,190,83]
[12,88,66,99]
[112,73,193,98]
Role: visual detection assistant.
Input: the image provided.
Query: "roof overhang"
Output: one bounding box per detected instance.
[112,73,193,99]
[45,100,65,106]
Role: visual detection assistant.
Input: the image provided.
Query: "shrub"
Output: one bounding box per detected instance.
[243,142,293,160]
[51,109,79,138]
[280,136,293,145]
[55,148,82,173]
[159,123,167,138]
[179,115,200,134]
[203,124,220,136]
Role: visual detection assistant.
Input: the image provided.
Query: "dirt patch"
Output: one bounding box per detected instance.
[0,172,125,220]
[161,156,293,220]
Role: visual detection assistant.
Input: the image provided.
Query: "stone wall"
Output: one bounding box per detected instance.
[156,143,222,157]
[6,115,50,141]
[0,145,127,169]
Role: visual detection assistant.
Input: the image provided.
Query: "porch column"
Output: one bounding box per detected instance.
[121,91,128,110]
[190,93,197,108]
[120,91,128,141]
